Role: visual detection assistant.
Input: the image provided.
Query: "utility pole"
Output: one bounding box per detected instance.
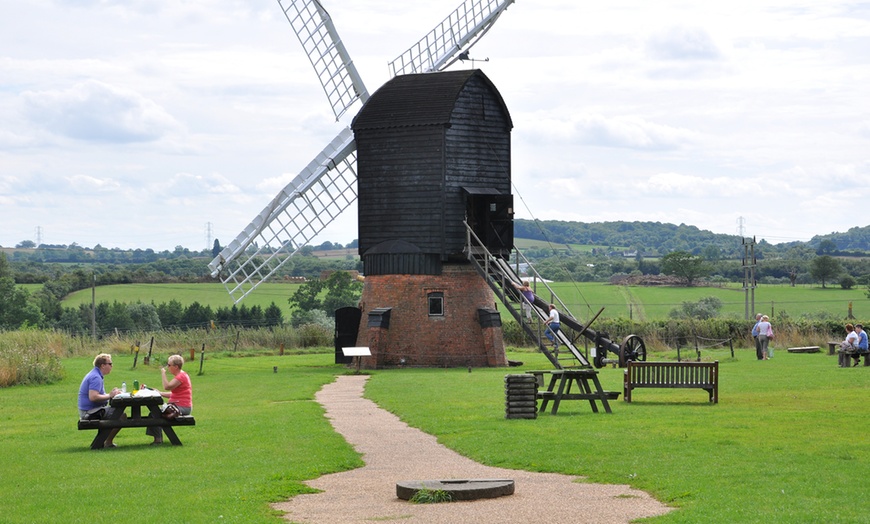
[742,236,757,320]
[91,272,97,340]
[206,222,213,251]
[35,226,42,246]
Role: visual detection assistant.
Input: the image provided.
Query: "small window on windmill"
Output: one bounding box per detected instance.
[428,292,444,316]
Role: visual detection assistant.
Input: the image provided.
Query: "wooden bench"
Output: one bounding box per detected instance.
[624,361,718,403]
[77,415,196,431]
[836,349,870,368]
[786,346,820,353]
[78,415,195,448]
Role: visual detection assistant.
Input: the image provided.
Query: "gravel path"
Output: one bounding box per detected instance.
[272,375,672,523]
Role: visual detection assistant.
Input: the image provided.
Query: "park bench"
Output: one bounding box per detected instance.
[836,347,870,368]
[786,346,820,353]
[623,360,718,403]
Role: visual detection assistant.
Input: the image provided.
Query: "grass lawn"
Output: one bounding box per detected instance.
[2,349,869,523]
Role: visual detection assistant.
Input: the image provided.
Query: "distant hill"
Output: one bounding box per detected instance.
[514,219,870,257]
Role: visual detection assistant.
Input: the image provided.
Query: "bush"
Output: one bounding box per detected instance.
[840,275,856,289]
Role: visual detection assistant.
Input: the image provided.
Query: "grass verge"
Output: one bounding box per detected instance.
[1,348,868,522]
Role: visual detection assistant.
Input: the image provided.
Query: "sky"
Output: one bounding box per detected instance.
[2,0,869,252]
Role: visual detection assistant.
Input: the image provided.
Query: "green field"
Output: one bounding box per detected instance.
[54,281,870,322]
[2,350,869,522]
[527,282,870,321]
[62,282,304,313]
[514,238,622,253]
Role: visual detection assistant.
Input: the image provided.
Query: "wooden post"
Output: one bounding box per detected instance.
[280,343,285,356]
[233,331,240,352]
[198,344,205,375]
[132,342,140,369]
[144,337,154,365]
[189,347,195,361]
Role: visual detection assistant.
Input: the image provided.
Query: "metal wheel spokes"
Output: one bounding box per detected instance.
[619,335,647,367]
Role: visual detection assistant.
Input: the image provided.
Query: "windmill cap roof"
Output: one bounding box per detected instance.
[352,69,512,131]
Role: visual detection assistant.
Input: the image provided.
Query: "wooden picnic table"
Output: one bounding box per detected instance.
[528,369,616,415]
[78,394,194,449]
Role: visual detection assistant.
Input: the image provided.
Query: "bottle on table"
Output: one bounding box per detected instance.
[133,380,139,395]
[121,382,127,393]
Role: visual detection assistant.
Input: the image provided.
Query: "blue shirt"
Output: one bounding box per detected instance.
[751,321,761,337]
[78,367,107,412]
[858,331,869,351]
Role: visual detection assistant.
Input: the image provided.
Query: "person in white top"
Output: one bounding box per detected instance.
[756,315,773,360]
[545,304,561,351]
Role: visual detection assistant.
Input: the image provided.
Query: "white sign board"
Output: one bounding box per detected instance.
[342,347,371,357]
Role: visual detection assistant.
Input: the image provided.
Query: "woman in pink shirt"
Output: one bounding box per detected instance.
[148,354,193,445]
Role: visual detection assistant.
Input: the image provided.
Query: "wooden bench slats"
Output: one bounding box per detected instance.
[78,416,195,431]
[624,361,718,403]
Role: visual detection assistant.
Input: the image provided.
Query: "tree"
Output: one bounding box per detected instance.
[15,240,36,248]
[810,255,842,288]
[660,251,711,286]
[211,239,221,258]
[669,296,723,319]
[287,271,362,320]
[816,239,837,255]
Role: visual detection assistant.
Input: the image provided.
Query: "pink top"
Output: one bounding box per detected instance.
[169,370,192,408]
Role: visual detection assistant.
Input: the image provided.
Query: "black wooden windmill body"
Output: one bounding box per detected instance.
[208,0,518,368]
[352,70,514,367]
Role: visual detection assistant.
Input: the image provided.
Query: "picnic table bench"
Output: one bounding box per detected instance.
[623,360,718,403]
[527,369,618,414]
[78,395,195,449]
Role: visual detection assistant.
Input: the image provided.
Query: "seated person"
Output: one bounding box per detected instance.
[147,354,193,445]
[841,324,859,352]
[77,353,122,448]
[853,324,869,366]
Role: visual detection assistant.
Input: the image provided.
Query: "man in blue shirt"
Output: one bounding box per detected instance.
[78,353,122,447]
[854,324,869,367]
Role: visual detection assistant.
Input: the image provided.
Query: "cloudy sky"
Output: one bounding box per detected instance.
[2,0,868,252]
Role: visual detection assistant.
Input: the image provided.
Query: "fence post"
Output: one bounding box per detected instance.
[198,344,205,375]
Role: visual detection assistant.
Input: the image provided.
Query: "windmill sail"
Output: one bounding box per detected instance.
[208,128,357,303]
[210,0,516,302]
[389,0,516,76]
[278,0,369,119]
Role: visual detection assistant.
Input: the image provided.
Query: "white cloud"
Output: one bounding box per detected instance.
[21,80,182,143]
[646,26,723,61]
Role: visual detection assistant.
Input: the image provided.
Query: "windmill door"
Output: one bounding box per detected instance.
[334,306,361,364]
[465,188,514,258]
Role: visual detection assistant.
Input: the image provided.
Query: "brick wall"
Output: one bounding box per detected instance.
[356,264,507,368]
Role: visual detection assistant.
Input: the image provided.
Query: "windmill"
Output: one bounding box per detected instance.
[207,0,515,303]
[206,0,520,368]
